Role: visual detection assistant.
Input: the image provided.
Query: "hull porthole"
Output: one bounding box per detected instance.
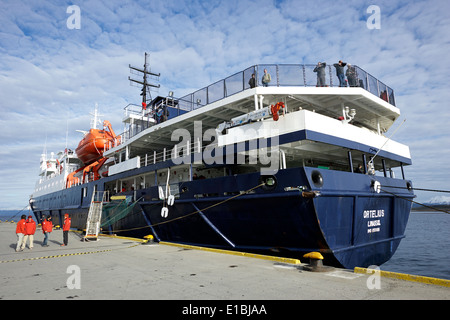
[311,170,324,188]
[260,175,277,191]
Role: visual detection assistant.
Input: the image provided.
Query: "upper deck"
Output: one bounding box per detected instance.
[104,64,399,159]
[177,63,396,110]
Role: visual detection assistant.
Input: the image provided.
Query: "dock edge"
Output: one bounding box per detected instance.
[354,267,450,287]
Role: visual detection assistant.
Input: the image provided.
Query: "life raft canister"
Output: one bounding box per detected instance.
[271,102,285,121]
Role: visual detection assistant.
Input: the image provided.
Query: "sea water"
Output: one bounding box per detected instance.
[1,210,449,280]
[0,210,30,223]
[381,211,450,280]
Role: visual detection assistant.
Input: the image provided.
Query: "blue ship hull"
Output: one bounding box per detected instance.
[30,166,413,269]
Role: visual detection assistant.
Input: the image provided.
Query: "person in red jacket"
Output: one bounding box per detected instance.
[61,213,71,246]
[15,215,27,252]
[41,216,53,247]
[21,215,37,250]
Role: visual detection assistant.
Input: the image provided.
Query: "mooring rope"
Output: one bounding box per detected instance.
[1,205,29,222]
[380,188,449,214]
[383,185,450,194]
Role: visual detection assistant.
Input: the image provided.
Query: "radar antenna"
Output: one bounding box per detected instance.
[128,52,160,108]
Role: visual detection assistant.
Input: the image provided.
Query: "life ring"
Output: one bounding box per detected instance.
[271,102,285,121]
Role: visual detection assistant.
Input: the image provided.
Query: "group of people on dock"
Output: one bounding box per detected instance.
[15,214,71,252]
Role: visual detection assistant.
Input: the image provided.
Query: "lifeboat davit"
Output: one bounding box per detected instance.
[75,120,119,165]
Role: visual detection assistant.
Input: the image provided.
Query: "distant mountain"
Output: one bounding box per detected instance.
[412,196,450,212]
[424,196,450,205]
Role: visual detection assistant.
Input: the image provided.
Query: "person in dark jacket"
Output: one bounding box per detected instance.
[313,62,327,87]
[248,73,256,88]
[346,64,357,87]
[333,60,347,87]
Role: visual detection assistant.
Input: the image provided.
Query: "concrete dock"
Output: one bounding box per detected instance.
[1,222,449,301]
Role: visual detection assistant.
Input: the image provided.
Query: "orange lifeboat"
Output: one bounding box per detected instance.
[75,120,119,165]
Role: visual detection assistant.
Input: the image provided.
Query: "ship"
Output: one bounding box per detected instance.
[29,54,415,269]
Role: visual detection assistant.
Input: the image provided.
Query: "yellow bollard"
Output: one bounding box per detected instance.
[302,252,333,272]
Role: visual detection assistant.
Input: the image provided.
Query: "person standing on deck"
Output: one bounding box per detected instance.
[313,62,327,87]
[248,73,256,88]
[61,213,71,246]
[333,60,347,87]
[21,215,36,250]
[15,215,27,252]
[262,69,271,87]
[346,64,357,87]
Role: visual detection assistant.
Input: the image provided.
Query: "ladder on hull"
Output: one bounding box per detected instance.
[84,191,108,241]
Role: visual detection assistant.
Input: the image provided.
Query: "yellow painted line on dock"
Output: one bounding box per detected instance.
[0,231,143,264]
[160,241,301,265]
[354,267,450,288]
[0,248,116,264]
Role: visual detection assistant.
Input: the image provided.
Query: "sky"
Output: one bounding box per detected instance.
[0,0,449,209]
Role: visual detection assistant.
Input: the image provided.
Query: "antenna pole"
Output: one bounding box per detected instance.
[142,52,148,105]
[128,52,160,108]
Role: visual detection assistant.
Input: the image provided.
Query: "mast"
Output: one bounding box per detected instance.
[90,103,102,129]
[128,52,160,108]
